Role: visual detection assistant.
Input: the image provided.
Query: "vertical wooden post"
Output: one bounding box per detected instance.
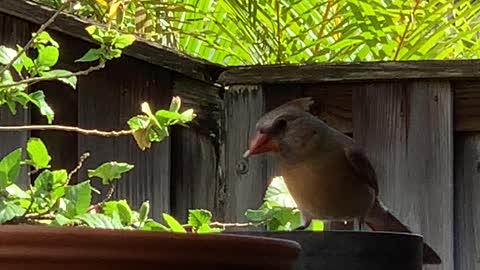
[223,85,269,223]
[170,76,223,222]
[353,80,453,270]
[454,133,480,270]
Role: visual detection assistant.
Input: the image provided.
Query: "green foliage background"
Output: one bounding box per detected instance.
[36,0,480,65]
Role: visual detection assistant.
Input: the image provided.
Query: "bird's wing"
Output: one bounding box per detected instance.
[344,146,379,196]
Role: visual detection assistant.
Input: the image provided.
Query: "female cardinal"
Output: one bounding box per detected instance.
[243,97,441,265]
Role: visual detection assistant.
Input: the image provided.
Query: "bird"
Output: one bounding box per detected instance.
[242,97,441,265]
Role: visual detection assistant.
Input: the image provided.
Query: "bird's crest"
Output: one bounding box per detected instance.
[278,97,314,112]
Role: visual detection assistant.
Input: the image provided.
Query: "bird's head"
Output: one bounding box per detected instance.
[243,97,315,159]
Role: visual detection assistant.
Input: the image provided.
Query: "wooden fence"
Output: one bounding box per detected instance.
[0,0,225,221]
[218,62,480,270]
[2,1,480,270]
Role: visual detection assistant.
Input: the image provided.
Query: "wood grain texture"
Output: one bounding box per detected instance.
[353,81,453,270]
[170,127,219,222]
[303,83,353,134]
[223,85,268,223]
[454,81,480,132]
[234,80,480,133]
[218,60,480,85]
[0,0,224,83]
[77,56,172,219]
[170,76,223,222]
[454,134,480,270]
[0,13,33,188]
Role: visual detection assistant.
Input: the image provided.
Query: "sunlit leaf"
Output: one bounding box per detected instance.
[163,213,186,233]
[26,137,51,170]
[0,149,22,189]
[87,161,134,185]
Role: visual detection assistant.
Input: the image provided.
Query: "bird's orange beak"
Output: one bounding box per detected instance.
[243,132,280,158]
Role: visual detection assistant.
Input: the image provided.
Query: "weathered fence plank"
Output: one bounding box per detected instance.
[454,133,480,270]
[218,60,480,85]
[171,127,219,222]
[353,81,453,270]
[303,83,353,134]
[170,76,223,222]
[223,85,268,223]
[454,81,480,132]
[78,57,172,219]
[0,13,34,188]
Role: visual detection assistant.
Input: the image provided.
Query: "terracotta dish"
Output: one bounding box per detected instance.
[0,225,301,270]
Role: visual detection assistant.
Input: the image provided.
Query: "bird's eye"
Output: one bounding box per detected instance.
[273,119,287,130]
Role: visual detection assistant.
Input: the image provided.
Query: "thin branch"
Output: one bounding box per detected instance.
[393,0,420,61]
[0,0,73,77]
[0,61,106,90]
[313,0,333,54]
[25,213,56,220]
[36,152,92,217]
[88,184,116,212]
[67,152,91,182]
[0,125,134,137]
[182,221,264,229]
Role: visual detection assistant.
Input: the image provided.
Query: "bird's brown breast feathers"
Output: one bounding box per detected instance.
[280,148,376,221]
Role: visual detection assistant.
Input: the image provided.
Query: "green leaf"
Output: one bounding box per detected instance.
[33,170,54,194]
[268,207,302,231]
[180,109,196,123]
[114,34,136,49]
[85,25,98,36]
[6,184,30,199]
[34,32,59,48]
[309,219,324,231]
[169,96,181,112]
[75,48,102,62]
[51,169,68,187]
[127,115,150,131]
[265,176,297,208]
[74,213,124,229]
[245,206,271,222]
[36,46,59,68]
[0,200,25,224]
[108,48,122,59]
[26,137,51,170]
[28,90,54,124]
[162,213,186,233]
[0,149,22,189]
[103,200,133,225]
[196,223,223,234]
[138,201,150,223]
[40,69,77,89]
[140,220,169,231]
[0,46,17,65]
[155,110,182,123]
[87,161,134,185]
[63,181,92,218]
[188,209,212,228]
[19,51,34,73]
[54,213,73,226]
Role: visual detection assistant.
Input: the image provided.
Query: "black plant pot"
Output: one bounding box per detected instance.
[228,230,423,270]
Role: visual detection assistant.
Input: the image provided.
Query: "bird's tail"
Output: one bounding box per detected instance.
[365,199,442,265]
